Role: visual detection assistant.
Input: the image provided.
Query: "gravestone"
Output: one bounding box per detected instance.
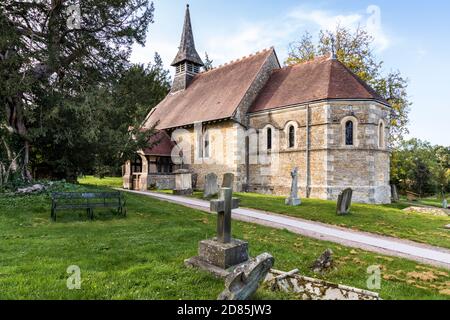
[311,249,334,274]
[218,253,274,300]
[391,184,399,202]
[222,173,235,189]
[173,169,193,195]
[204,173,219,198]
[336,188,353,215]
[443,199,448,209]
[185,188,249,278]
[191,173,198,190]
[285,167,301,206]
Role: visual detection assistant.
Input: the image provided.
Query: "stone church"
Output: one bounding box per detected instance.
[123,5,391,204]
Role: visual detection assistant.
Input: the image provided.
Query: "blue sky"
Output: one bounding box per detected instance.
[131,0,450,146]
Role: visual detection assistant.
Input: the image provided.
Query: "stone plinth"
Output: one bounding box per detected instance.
[173,169,193,195]
[285,197,301,206]
[185,238,249,278]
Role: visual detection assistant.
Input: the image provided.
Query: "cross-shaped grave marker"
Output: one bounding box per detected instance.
[210,188,240,243]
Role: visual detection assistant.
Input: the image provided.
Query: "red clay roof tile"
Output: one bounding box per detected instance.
[249,56,389,113]
[146,49,274,130]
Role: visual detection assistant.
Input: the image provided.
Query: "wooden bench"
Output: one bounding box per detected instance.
[51,192,126,221]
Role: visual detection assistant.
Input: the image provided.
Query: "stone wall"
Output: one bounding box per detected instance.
[169,121,246,191]
[148,174,175,190]
[248,100,391,204]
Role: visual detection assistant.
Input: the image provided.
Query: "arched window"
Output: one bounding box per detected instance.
[345,121,354,146]
[267,128,272,150]
[378,122,385,148]
[288,125,295,148]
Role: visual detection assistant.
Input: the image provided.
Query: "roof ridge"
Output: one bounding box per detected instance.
[281,54,330,71]
[201,47,274,75]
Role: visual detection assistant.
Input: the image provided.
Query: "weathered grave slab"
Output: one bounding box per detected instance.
[265,269,381,300]
[218,253,274,300]
[336,188,353,215]
[403,206,449,217]
[222,173,235,189]
[391,184,399,202]
[173,169,193,195]
[311,249,334,274]
[204,173,219,198]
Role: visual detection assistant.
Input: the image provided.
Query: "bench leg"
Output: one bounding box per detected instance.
[51,208,56,222]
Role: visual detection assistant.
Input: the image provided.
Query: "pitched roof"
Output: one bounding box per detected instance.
[171,5,204,67]
[249,56,389,113]
[143,131,175,156]
[147,48,275,130]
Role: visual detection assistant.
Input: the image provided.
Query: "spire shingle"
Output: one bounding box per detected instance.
[171,5,204,67]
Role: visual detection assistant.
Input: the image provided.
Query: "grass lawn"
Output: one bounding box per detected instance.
[0,178,448,300]
[399,195,448,209]
[181,191,450,249]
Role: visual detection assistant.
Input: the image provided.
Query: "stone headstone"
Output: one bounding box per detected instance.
[391,184,399,202]
[222,173,235,190]
[445,224,450,230]
[218,253,274,300]
[185,188,248,278]
[336,188,353,215]
[285,167,301,206]
[191,173,198,190]
[204,173,219,198]
[311,249,334,274]
[173,169,193,195]
[443,199,448,209]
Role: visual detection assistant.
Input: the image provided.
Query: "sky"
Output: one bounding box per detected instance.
[130,0,450,146]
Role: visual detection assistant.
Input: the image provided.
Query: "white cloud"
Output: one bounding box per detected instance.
[204,4,391,66]
[131,4,391,71]
[288,8,362,31]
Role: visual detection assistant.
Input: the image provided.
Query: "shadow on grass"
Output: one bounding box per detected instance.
[52,209,126,223]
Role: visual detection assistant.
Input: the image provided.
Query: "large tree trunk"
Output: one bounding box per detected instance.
[4,98,32,181]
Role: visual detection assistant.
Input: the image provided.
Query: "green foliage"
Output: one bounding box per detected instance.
[1,0,157,181]
[287,26,410,145]
[391,139,450,196]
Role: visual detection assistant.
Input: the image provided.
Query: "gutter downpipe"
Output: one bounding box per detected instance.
[306,104,311,198]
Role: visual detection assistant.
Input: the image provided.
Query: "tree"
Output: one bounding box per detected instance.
[91,54,171,177]
[390,139,449,196]
[28,53,170,180]
[434,145,450,197]
[1,0,155,182]
[287,26,411,145]
[204,52,214,71]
